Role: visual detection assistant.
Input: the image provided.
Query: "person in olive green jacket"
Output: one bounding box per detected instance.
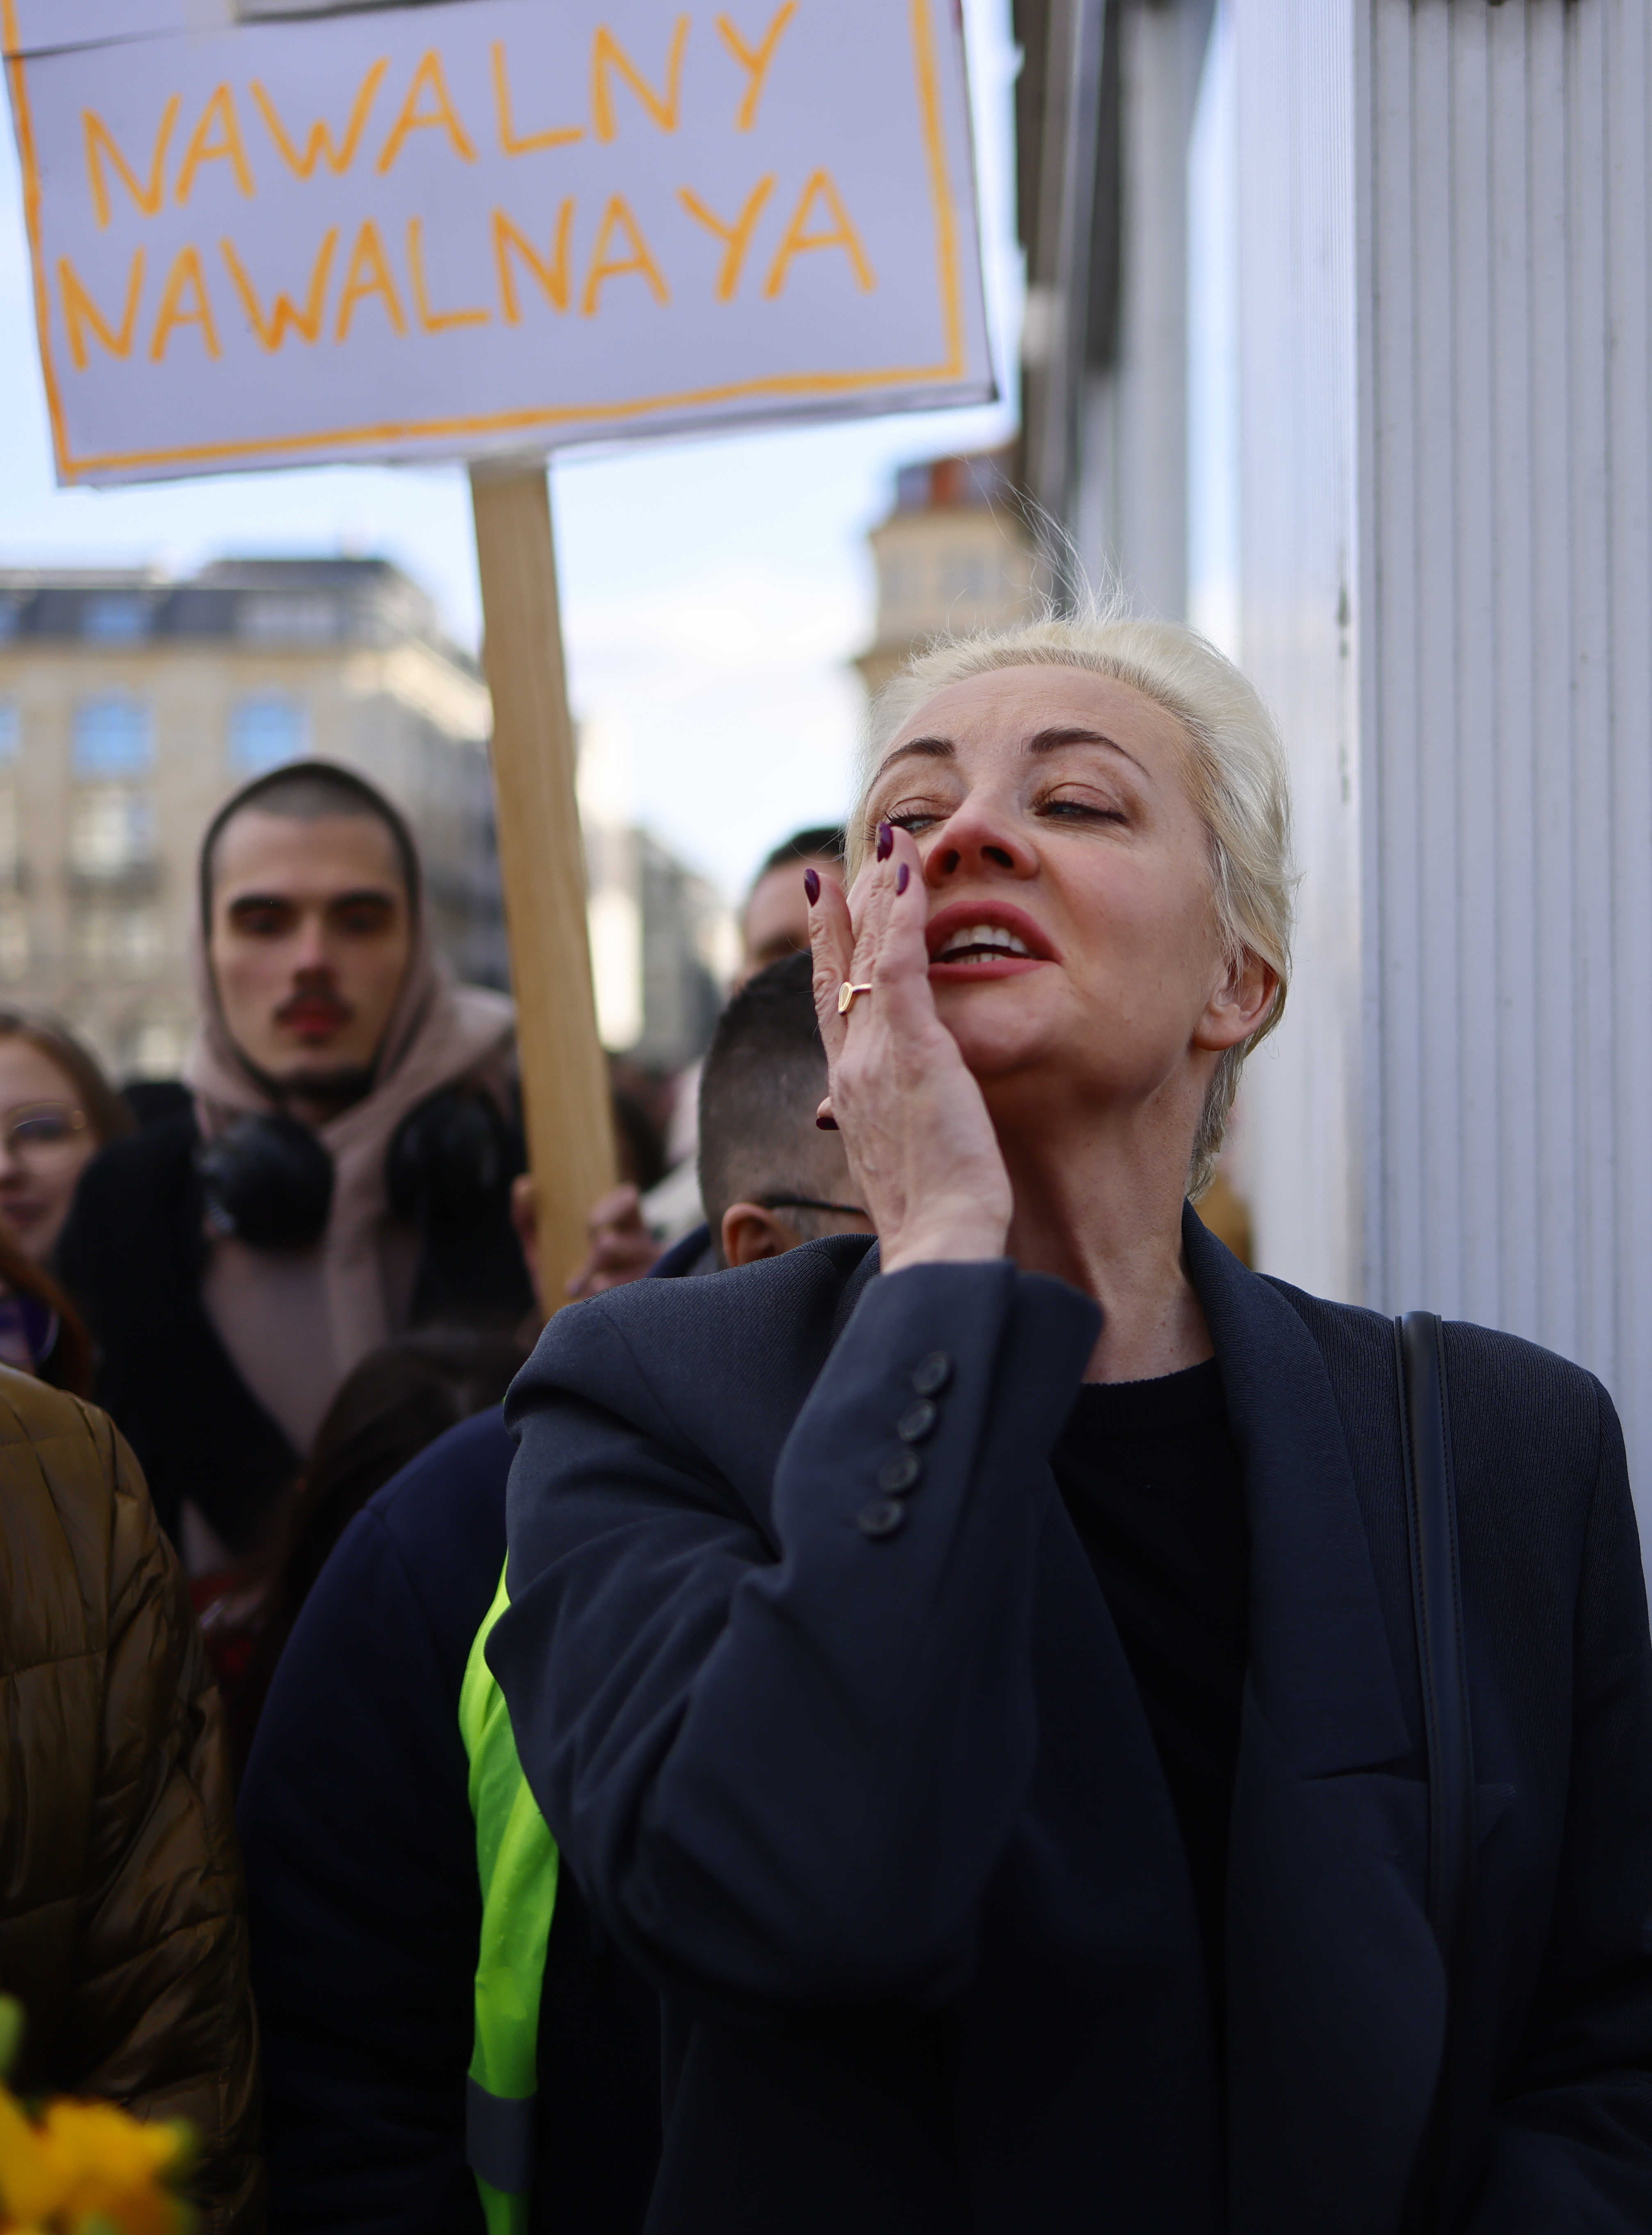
[0,1363,263,2231]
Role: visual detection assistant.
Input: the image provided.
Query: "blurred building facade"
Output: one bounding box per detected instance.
[855,449,1037,695]
[0,556,730,1086]
[576,714,731,1076]
[0,557,504,1077]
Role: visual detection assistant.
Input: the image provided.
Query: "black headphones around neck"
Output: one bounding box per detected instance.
[195,1086,534,1322]
[198,1111,334,1250]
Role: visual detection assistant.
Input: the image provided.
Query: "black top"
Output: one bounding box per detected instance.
[1052,1360,1249,2019]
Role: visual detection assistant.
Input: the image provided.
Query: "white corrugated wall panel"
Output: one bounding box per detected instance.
[1232,0,1652,1555]
[1229,0,1365,1306]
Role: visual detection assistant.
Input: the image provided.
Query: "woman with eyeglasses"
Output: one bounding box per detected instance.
[0,1010,132,1266]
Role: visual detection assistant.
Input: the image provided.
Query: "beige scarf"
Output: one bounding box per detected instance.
[184,826,515,1455]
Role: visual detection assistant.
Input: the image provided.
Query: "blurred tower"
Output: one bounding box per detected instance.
[854,450,1037,696]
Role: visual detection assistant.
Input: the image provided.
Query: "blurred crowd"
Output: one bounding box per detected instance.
[0,756,861,2229]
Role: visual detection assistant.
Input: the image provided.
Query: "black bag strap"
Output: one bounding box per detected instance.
[1393,1310,1475,1968]
[1395,1311,1475,2226]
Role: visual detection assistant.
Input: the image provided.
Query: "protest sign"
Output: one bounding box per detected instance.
[3,0,991,484]
[4,0,995,1292]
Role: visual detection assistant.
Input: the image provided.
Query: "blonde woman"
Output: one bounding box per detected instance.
[492,617,1652,2234]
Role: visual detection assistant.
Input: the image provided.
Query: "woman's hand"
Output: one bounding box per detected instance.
[809,824,1012,1272]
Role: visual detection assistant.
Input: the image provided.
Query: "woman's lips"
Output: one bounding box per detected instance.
[928,953,1049,983]
[925,901,1057,982]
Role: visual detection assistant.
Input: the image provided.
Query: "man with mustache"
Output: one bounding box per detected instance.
[58,762,531,1567]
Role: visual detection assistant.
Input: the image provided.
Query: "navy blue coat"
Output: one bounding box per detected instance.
[239,1408,661,2234]
[491,1213,1652,2234]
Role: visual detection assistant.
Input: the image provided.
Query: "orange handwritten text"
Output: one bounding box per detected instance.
[678,176,775,301]
[221,228,339,349]
[82,100,180,229]
[491,43,583,156]
[590,20,690,141]
[59,250,146,366]
[493,205,576,319]
[335,219,408,337]
[581,195,670,314]
[150,244,222,360]
[408,217,491,331]
[763,170,874,296]
[377,51,478,174]
[175,87,255,206]
[251,62,389,180]
[714,6,798,131]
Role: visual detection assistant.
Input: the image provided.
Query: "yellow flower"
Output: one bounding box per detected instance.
[0,2080,61,2226]
[0,2079,191,2235]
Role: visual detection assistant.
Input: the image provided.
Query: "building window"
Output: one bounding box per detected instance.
[124,1017,185,1077]
[239,595,337,645]
[229,693,310,775]
[0,910,27,981]
[73,695,153,778]
[896,463,934,511]
[587,883,643,1051]
[0,702,17,766]
[81,594,150,643]
[75,904,162,978]
[70,788,155,878]
[940,558,995,603]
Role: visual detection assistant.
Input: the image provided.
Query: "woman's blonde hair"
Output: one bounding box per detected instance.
[850,607,1295,1198]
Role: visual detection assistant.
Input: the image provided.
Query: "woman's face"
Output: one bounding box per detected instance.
[0,1038,98,1262]
[861,664,1272,1134]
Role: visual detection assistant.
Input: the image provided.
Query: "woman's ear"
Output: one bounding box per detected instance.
[1193,950,1278,1053]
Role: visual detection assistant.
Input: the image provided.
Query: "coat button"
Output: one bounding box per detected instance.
[911,1351,952,1396]
[880,1450,922,1493]
[895,1398,938,1444]
[858,1496,907,1539]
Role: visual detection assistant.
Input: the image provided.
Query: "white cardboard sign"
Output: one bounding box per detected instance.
[3,0,991,484]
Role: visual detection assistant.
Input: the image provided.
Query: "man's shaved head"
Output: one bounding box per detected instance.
[698,951,859,1250]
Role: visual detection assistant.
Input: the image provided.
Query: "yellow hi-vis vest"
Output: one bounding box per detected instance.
[459,1560,560,2235]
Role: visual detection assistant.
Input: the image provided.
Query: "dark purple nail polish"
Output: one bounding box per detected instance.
[876,821,893,862]
[803,865,820,904]
[816,1113,839,1131]
[895,861,910,895]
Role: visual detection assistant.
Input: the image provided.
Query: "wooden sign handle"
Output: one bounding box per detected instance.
[470,459,616,1307]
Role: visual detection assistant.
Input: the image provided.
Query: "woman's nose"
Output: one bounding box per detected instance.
[923,794,1036,883]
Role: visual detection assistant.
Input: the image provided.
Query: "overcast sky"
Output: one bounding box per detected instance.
[0,0,1024,901]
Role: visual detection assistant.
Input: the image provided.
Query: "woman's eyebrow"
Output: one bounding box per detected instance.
[1025,725,1145,772]
[873,725,1146,787]
[872,734,955,784]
